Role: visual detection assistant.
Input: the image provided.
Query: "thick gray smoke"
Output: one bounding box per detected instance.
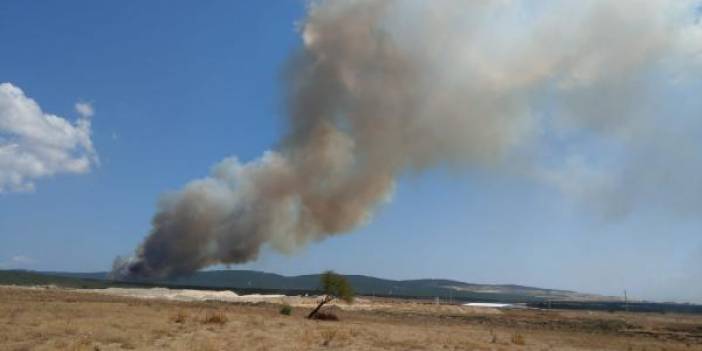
[113,0,702,279]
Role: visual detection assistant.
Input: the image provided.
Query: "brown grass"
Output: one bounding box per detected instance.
[0,286,701,350]
[320,328,338,347]
[170,310,188,324]
[200,311,228,325]
[511,332,526,345]
[310,311,339,321]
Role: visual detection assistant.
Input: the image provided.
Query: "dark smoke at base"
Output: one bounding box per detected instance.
[112,0,702,279]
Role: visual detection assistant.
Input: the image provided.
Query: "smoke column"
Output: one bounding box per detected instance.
[113,0,702,278]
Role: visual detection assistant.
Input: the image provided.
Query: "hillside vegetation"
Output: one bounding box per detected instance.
[43,269,587,302]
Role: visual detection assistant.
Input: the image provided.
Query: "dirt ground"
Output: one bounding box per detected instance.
[1,286,701,351]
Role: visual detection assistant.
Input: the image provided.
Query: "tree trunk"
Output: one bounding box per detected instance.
[307,295,333,319]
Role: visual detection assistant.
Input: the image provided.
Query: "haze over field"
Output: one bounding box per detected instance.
[1,1,701,303]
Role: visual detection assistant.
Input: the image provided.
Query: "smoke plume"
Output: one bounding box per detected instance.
[113,0,702,279]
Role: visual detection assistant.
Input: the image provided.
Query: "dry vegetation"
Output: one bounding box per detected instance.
[0,286,701,351]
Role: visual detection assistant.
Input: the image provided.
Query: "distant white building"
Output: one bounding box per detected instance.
[463,302,514,308]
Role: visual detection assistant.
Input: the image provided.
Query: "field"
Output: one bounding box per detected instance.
[1,286,701,351]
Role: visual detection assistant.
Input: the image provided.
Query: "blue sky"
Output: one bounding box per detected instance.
[1,1,701,303]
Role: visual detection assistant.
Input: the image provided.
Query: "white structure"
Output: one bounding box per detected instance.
[463,302,514,308]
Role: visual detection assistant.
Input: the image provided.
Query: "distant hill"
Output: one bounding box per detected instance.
[6,269,701,313]
[0,270,110,289]
[37,269,605,303]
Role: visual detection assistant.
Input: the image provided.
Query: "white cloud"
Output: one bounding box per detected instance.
[0,83,98,193]
[11,255,36,265]
[74,102,94,119]
[0,255,37,269]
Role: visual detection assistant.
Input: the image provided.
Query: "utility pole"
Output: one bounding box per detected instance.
[624,290,629,312]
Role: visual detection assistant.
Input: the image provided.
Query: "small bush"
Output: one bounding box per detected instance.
[170,310,188,323]
[201,311,228,325]
[279,304,293,316]
[307,271,355,320]
[511,333,526,345]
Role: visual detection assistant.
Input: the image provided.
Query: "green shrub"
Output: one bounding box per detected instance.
[307,271,355,319]
[279,304,293,316]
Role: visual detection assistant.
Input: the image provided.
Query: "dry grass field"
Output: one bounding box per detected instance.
[0,286,701,351]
